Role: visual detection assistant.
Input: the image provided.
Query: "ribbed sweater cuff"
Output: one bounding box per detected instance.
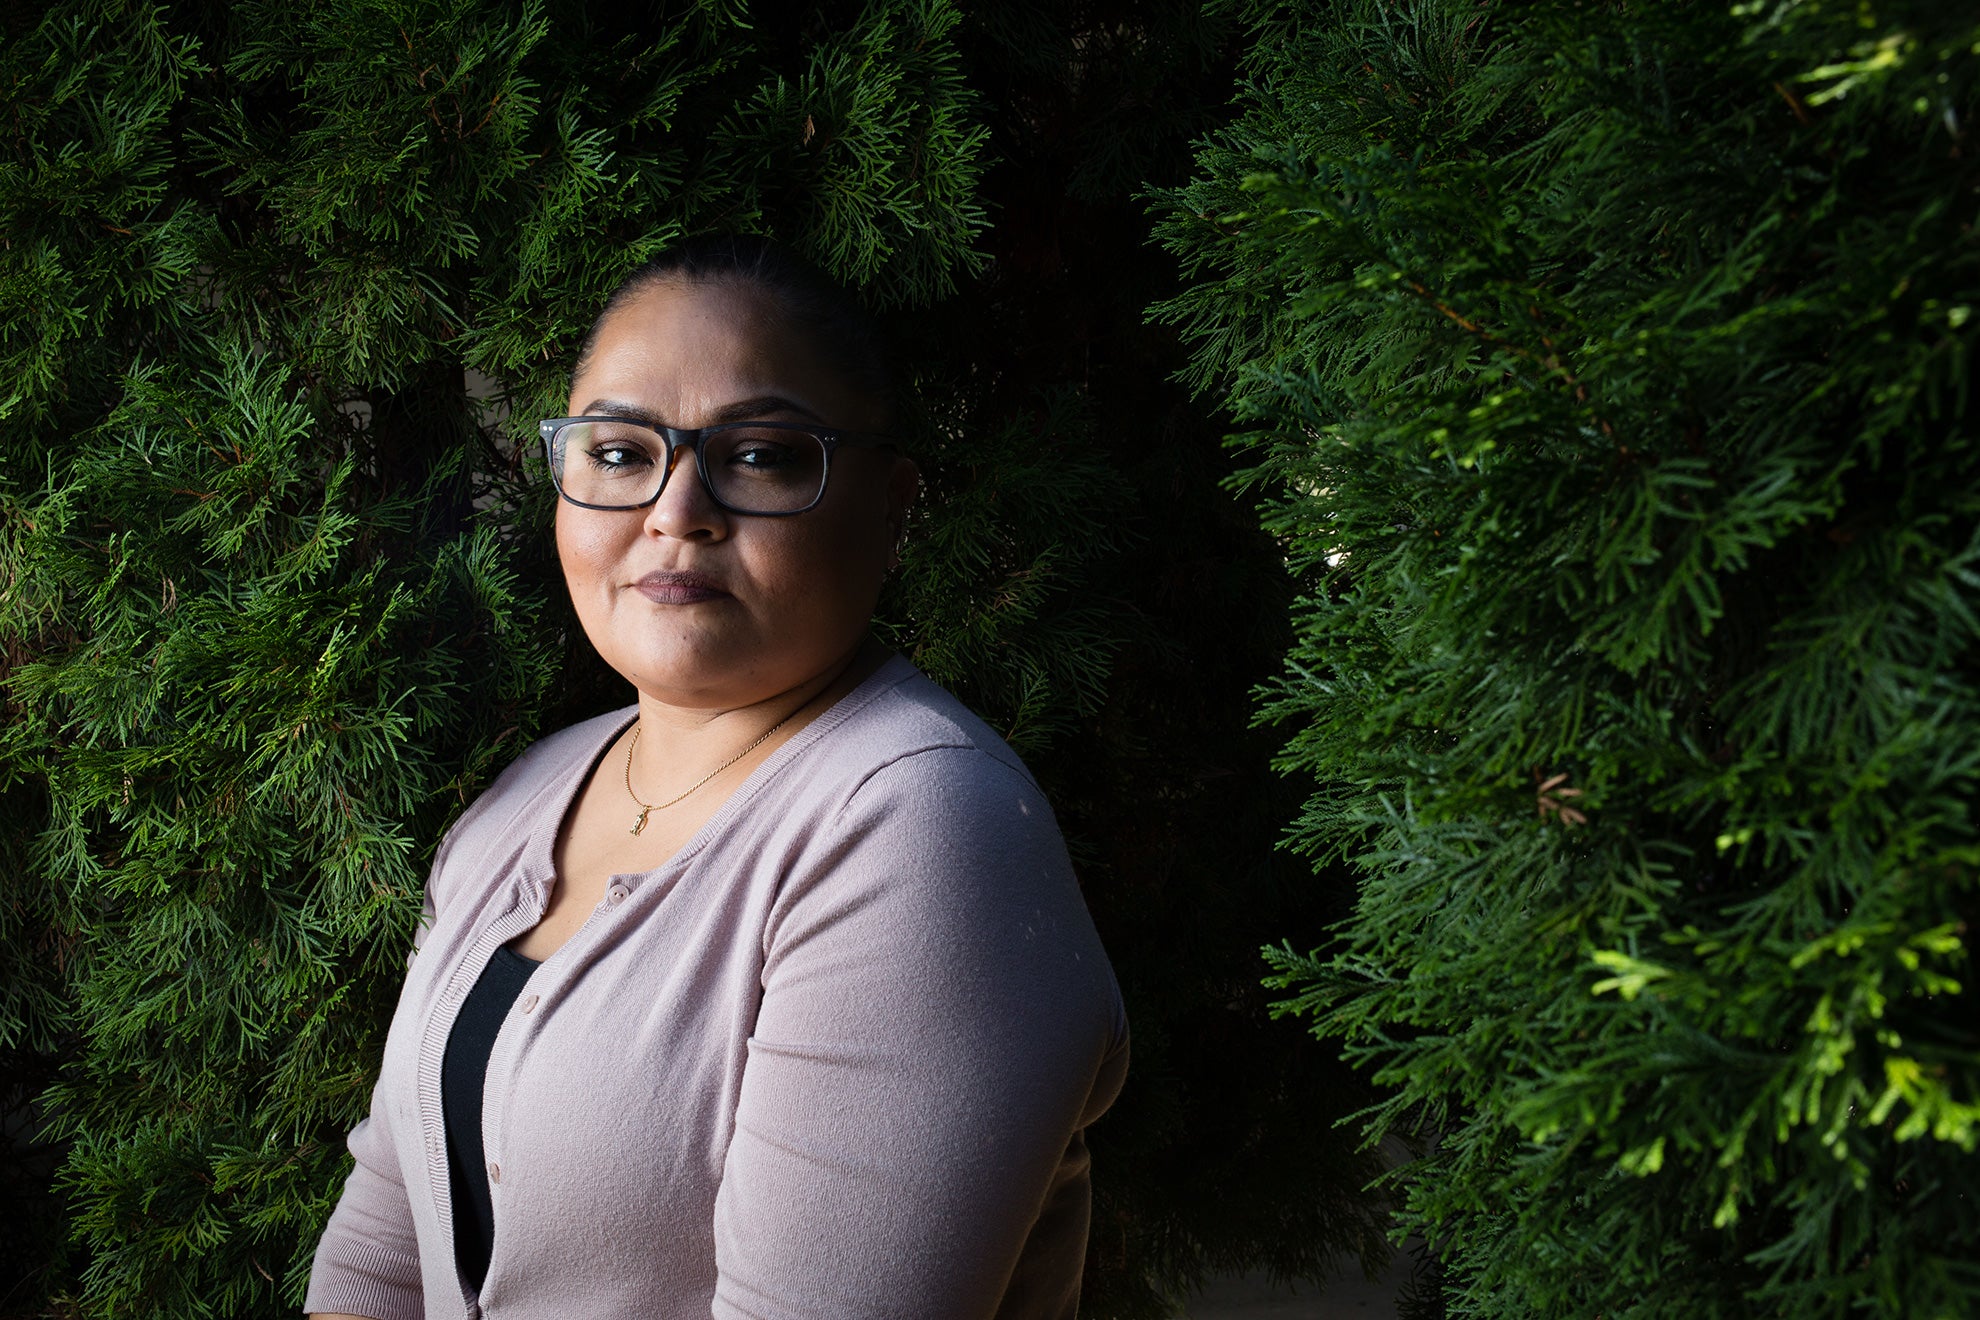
[301,1238,424,1320]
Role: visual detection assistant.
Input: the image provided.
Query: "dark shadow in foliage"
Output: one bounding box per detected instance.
[894,4,1393,1313]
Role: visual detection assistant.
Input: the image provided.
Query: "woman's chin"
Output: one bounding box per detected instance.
[620,638,871,713]
[619,651,781,710]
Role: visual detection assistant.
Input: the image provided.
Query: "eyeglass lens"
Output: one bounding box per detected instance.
[551,421,828,513]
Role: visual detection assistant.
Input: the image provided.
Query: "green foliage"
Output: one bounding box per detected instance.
[714,0,991,299]
[1158,0,1980,1315]
[0,0,992,1313]
[882,385,1128,757]
[1,1,1393,1317]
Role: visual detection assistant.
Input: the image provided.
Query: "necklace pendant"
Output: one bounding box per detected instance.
[630,805,651,837]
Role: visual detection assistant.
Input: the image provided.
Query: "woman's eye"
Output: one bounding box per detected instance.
[729,442,800,470]
[585,443,655,471]
[714,428,813,474]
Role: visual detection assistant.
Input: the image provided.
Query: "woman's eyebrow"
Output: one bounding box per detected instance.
[706,395,827,424]
[577,395,827,425]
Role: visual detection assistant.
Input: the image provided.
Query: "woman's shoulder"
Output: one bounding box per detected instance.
[817,654,1041,800]
[767,658,1127,1064]
[773,659,1088,899]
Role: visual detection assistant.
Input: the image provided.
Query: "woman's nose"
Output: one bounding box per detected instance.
[644,443,729,541]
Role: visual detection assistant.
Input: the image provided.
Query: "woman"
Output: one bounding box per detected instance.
[303,237,1129,1320]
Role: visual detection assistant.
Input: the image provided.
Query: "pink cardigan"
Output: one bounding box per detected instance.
[304,656,1129,1319]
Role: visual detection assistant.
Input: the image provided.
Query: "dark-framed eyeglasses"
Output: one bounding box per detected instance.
[538,416,895,516]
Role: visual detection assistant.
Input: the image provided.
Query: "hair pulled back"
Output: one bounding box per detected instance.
[576,235,897,429]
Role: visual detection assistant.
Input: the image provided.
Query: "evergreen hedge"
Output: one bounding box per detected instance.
[2,1,993,1310]
[0,2,1382,1315]
[1160,0,1980,1315]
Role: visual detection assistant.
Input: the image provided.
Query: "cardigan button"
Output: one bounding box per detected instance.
[519,993,539,1014]
[487,1161,501,1184]
[606,883,631,905]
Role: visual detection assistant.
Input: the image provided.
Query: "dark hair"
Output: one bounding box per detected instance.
[575,235,897,427]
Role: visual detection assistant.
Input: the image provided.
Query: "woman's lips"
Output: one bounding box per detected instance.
[634,571,731,604]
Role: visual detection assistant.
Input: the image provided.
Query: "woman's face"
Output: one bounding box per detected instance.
[557,277,917,712]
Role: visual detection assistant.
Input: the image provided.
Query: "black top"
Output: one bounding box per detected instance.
[440,943,540,1293]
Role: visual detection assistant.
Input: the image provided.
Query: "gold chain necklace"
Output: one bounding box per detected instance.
[623,705,803,836]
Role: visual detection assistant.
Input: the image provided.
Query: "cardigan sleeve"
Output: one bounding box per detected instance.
[302,1097,426,1320]
[302,829,462,1320]
[710,746,1128,1320]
